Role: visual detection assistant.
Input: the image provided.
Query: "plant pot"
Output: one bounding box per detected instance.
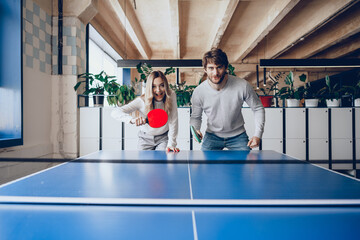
[93,95,105,107]
[286,99,300,107]
[259,96,273,107]
[304,99,319,108]
[354,98,360,107]
[326,99,340,108]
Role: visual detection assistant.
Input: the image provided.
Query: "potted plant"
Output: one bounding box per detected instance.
[258,82,278,107]
[317,75,342,107]
[106,82,136,106]
[169,82,197,107]
[74,71,136,107]
[301,75,319,108]
[276,71,305,107]
[342,77,360,107]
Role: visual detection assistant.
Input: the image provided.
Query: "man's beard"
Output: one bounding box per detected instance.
[209,72,226,85]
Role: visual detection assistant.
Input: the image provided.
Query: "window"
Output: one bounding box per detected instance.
[88,24,122,106]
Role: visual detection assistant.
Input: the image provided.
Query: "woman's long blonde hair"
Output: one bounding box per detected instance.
[142,71,173,115]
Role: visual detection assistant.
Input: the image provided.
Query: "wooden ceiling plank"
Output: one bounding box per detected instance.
[169,0,180,59]
[263,0,354,60]
[109,0,151,59]
[280,4,360,59]
[210,0,240,49]
[91,0,140,59]
[315,34,360,59]
[234,0,300,62]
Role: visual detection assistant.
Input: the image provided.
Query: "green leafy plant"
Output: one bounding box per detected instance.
[317,75,342,101]
[258,82,278,96]
[74,71,136,106]
[228,63,236,76]
[342,76,360,99]
[74,71,116,95]
[169,82,197,107]
[276,71,305,100]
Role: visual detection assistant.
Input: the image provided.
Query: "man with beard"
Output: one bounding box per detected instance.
[190,48,265,150]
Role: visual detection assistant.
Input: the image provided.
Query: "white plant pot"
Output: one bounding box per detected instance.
[305,99,319,108]
[326,99,341,108]
[286,99,300,107]
[354,98,360,107]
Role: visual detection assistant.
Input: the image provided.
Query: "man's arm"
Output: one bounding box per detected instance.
[189,90,203,138]
[244,82,265,147]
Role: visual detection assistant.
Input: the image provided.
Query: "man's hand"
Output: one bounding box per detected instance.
[166,147,180,152]
[247,136,260,149]
[194,130,203,143]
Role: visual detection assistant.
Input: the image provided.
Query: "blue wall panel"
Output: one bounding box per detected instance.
[0,0,23,147]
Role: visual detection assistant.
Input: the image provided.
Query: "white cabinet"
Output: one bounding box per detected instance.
[285,108,306,160]
[262,108,283,153]
[80,108,100,156]
[177,108,190,150]
[124,122,139,150]
[102,108,122,150]
[356,108,360,169]
[331,108,353,169]
[308,108,328,164]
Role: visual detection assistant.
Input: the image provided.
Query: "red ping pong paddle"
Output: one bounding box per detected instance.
[146,109,168,128]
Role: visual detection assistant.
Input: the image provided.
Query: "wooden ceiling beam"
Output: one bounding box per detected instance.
[315,33,360,59]
[109,0,151,59]
[262,0,354,60]
[169,0,180,59]
[210,0,239,49]
[234,0,300,62]
[280,3,360,59]
[91,0,140,59]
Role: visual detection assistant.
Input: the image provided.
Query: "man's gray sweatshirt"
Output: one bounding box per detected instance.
[190,75,265,138]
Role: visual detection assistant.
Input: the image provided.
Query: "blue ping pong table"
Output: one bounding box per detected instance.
[0,150,360,240]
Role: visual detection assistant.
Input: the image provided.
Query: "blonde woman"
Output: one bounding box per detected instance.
[111,71,179,152]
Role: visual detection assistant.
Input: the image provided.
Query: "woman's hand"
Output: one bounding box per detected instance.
[166,147,180,152]
[130,117,147,126]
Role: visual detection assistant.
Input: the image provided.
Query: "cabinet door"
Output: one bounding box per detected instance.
[177,108,190,150]
[123,123,139,150]
[308,108,328,139]
[80,108,99,138]
[331,108,352,139]
[355,109,360,163]
[102,108,122,150]
[331,108,353,167]
[80,138,99,157]
[285,108,305,139]
[262,139,283,153]
[286,139,306,160]
[309,139,328,161]
[263,108,283,139]
[102,108,122,138]
[80,108,100,156]
[177,139,190,150]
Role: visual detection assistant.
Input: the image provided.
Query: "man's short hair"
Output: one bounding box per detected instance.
[202,48,229,69]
